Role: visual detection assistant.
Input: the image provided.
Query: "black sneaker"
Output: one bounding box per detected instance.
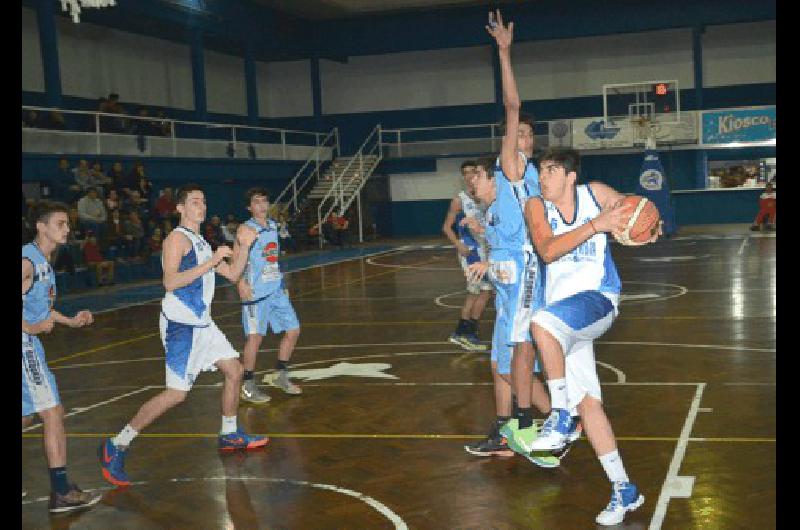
[48,484,102,513]
[464,427,515,457]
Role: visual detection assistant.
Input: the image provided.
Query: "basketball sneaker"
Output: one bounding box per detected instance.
[507,421,539,455]
[240,379,271,404]
[264,370,302,395]
[552,416,583,461]
[218,427,269,451]
[595,481,645,526]
[98,438,131,487]
[464,424,514,457]
[448,333,470,350]
[460,334,488,351]
[528,408,572,452]
[525,452,561,468]
[49,483,102,513]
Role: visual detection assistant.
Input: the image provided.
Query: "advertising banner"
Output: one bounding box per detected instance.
[701,107,776,145]
[572,118,633,150]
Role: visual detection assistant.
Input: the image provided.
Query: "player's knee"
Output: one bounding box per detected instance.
[167,389,188,405]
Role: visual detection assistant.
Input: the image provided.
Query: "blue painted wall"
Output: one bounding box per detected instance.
[672,189,762,224]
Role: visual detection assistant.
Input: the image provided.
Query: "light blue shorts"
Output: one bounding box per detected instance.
[242,290,300,336]
[22,332,60,417]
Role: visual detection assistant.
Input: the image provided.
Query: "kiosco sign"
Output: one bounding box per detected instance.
[701,106,776,145]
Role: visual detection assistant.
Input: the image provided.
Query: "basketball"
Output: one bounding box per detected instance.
[614,195,660,245]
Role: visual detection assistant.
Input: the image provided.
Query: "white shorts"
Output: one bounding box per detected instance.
[532,290,617,404]
[459,255,493,295]
[160,314,240,391]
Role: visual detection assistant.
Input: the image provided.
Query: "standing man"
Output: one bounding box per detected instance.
[442,161,492,351]
[235,188,303,401]
[23,202,101,512]
[99,184,266,487]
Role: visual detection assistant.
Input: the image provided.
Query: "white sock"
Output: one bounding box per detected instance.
[112,425,138,449]
[221,415,238,435]
[599,450,629,484]
[547,378,567,410]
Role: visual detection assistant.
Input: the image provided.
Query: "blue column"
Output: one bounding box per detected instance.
[36,0,63,108]
[190,28,207,122]
[491,49,503,118]
[244,40,259,127]
[692,25,704,111]
[310,57,323,130]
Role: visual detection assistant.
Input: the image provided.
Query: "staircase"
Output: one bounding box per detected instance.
[305,154,381,200]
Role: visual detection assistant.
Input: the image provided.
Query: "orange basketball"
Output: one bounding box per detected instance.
[618,195,660,245]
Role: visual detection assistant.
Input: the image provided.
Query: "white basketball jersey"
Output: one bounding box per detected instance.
[161,226,215,325]
[542,184,621,308]
[459,191,486,243]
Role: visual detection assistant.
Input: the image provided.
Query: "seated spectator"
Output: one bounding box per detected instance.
[221,218,237,245]
[77,188,107,241]
[44,158,77,202]
[135,174,153,208]
[45,111,66,130]
[104,209,126,259]
[107,161,126,192]
[123,210,145,258]
[121,161,146,197]
[155,187,177,221]
[67,207,87,242]
[751,182,776,231]
[147,227,163,255]
[278,215,296,253]
[105,189,120,213]
[91,160,113,194]
[83,232,115,285]
[99,93,127,133]
[204,215,225,250]
[23,109,41,128]
[72,159,92,192]
[328,210,351,248]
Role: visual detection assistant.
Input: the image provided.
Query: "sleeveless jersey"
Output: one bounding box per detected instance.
[485,152,541,259]
[541,184,621,308]
[22,242,55,325]
[456,191,487,265]
[244,218,284,299]
[161,226,215,325]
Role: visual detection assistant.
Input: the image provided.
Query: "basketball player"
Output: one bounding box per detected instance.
[99,184,267,487]
[23,202,102,512]
[467,10,555,458]
[524,148,659,525]
[441,161,491,352]
[236,188,302,401]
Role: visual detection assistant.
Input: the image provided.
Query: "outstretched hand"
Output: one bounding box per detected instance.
[486,9,513,49]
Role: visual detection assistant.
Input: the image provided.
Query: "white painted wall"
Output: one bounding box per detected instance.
[22,7,44,93]
[57,18,194,109]
[257,60,313,118]
[513,28,696,99]
[321,46,495,114]
[205,50,246,115]
[390,158,472,201]
[703,21,775,87]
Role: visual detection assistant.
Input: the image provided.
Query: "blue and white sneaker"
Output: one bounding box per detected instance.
[218,427,269,452]
[595,481,645,526]
[98,438,131,487]
[552,416,582,460]
[528,408,572,451]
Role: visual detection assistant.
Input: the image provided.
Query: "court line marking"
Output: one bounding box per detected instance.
[366,253,459,271]
[22,476,410,529]
[650,382,706,530]
[737,236,750,255]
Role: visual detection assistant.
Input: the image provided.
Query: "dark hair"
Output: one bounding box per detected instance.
[245,187,269,206]
[476,156,496,177]
[538,148,581,176]
[499,112,535,136]
[460,160,477,173]
[36,201,69,224]
[176,183,204,205]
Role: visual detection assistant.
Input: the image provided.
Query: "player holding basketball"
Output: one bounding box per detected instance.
[442,161,492,352]
[523,147,659,525]
[23,202,101,512]
[236,188,302,401]
[464,10,555,460]
[99,184,267,487]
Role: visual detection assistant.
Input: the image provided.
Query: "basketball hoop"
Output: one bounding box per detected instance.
[60,0,116,23]
[632,116,657,150]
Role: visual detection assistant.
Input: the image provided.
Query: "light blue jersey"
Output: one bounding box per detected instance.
[22,242,60,416]
[243,218,284,300]
[485,153,541,259]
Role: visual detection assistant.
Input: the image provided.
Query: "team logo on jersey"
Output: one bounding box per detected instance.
[263,242,279,263]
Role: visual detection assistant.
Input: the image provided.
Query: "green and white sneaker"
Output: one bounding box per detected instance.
[507,421,539,455]
[525,452,561,468]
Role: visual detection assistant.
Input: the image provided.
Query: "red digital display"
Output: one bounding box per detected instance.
[655,83,668,96]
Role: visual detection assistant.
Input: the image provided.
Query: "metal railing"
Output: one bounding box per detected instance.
[272,127,339,219]
[22,105,327,160]
[317,124,383,247]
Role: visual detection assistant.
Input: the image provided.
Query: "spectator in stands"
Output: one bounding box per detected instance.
[98,93,127,133]
[156,111,172,137]
[46,158,77,202]
[107,161,126,192]
[135,173,153,208]
[67,207,86,242]
[329,210,350,248]
[221,217,237,245]
[105,188,120,214]
[161,218,173,236]
[45,111,66,130]
[23,109,41,128]
[104,209,127,259]
[83,231,115,285]
[77,188,107,241]
[751,182,776,231]
[204,215,225,250]
[147,227,163,255]
[155,187,176,221]
[278,214,296,253]
[121,161,146,197]
[72,159,105,195]
[91,160,114,195]
[123,210,145,258]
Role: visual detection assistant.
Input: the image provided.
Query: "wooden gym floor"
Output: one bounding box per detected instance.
[22,225,776,529]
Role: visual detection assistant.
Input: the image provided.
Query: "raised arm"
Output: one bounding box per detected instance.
[162,231,229,292]
[217,223,258,283]
[487,9,523,181]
